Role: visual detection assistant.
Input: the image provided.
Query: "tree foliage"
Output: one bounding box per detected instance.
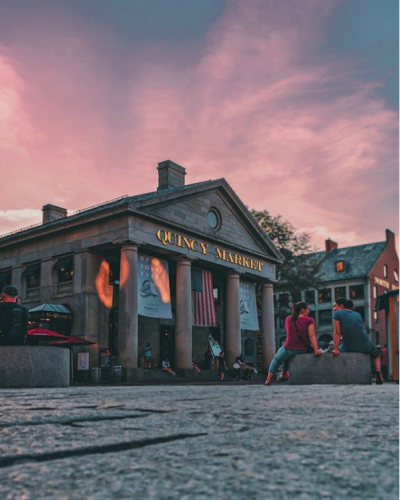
[251,209,320,304]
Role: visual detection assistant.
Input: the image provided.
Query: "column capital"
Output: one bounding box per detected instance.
[226,270,241,279]
[262,280,274,290]
[174,255,195,266]
[119,241,139,252]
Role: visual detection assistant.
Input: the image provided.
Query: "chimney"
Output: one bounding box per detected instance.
[42,204,67,224]
[157,160,186,192]
[325,238,338,253]
[386,229,395,248]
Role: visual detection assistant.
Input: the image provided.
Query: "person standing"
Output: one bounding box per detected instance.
[143,342,152,370]
[265,301,322,385]
[218,350,228,381]
[0,285,28,346]
[332,298,383,385]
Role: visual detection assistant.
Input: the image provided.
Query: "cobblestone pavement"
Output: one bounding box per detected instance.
[0,383,398,500]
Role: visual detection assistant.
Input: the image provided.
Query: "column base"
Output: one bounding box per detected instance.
[123,367,144,382]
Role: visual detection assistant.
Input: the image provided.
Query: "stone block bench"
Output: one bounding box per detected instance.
[0,347,70,388]
[288,353,372,385]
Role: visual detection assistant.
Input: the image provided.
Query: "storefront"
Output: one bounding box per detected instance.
[0,160,283,379]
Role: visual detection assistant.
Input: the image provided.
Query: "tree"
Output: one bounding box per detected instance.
[251,209,321,307]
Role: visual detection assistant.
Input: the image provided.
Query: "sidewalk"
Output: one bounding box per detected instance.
[1,384,398,499]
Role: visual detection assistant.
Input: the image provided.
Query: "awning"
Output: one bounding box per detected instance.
[53,256,73,271]
[0,269,11,281]
[375,289,399,311]
[22,263,40,277]
[29,303,72,314]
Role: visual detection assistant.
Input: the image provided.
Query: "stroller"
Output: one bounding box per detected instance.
[233,358,258,381]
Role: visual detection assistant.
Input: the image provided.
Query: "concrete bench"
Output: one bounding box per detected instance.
[0,347,70,388]
[288,353,372,385]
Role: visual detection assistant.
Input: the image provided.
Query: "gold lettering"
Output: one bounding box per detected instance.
[182,237,192,250]
[199,243,209,255]
[227,252,235,263]
[176,234,183,247]
[215,248,225,260]
[375,277,390,289]
[258,262,264,272]
[156,229,168,246]
[234,254,242,266]
[242,257,250,268]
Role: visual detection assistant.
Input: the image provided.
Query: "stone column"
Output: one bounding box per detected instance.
[118,243,140,380]
[175,257,193,371]
[225,271,241,368]
[261,281,276,372]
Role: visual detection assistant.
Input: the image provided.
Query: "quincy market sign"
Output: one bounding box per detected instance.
[156,229,265,273]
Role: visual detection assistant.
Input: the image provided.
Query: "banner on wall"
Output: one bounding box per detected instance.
[138,254,172,319]
[239,281,259,330]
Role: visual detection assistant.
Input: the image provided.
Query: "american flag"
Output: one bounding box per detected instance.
[191,268,217,326]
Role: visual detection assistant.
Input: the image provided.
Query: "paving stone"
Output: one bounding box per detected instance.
[0,384,397,499]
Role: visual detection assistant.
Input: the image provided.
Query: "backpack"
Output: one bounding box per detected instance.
[0,303,28,345]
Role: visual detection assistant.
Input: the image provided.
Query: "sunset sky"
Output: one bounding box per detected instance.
[0,0,398,249]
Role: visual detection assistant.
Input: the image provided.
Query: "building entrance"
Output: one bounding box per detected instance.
[159,326,175,368]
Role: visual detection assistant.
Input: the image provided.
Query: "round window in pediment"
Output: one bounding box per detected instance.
[207,209,220,230]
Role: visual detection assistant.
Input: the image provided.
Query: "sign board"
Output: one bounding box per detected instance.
[77,352,89,371]
[99,348,111,368]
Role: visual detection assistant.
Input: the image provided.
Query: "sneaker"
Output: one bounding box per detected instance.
[375,371,383,385]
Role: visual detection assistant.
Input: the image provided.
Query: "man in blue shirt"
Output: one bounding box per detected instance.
[332,297,383,384]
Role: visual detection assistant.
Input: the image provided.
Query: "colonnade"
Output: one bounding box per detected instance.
[117,242,276,379]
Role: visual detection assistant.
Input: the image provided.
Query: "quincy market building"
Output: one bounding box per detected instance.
[0,161,283,380]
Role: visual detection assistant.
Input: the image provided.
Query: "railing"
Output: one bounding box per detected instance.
[0,195,129,240]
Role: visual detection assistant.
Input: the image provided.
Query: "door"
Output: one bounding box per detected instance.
[159,326,175,368]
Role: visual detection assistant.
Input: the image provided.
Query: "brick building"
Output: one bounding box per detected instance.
[0,160,283,379]
[275,230,399,348]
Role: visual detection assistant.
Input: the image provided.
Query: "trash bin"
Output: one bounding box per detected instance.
[91,367,101,384]
[111,365,123,383]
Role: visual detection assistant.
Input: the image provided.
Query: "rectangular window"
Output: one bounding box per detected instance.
[373,286,377,299]
[53,256,74,284]
[318,288,332,304]
[308,310,316,321]
[318,309,332,326]
[350,284,364,300]
[334,287,346,300]
[394,270,399,283]
[335,261,344,273]
[305,290,315,304]
[22,263,40,289]
[383,265,388,278]
[373,311,379,323]
[355,306,365,322]
[278,315,286,329]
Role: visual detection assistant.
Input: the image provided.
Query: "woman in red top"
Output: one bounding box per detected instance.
[265,301,322,385]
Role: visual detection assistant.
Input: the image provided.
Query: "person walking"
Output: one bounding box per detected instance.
[332,298,384,384]
[218,350,228,381]
[265,301,322,385]
[0,285,28,346]
[381,345,388,380]
[143,342,152,370]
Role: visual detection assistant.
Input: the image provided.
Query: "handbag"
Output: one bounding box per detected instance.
[293,320,314,353]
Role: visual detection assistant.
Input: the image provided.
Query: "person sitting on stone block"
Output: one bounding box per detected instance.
[192,358,201,375]
[161,358,176,375]
[265,301,322,385]
[332,298,383,385]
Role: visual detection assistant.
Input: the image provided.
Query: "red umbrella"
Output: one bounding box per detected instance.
[27,327,68,339]
[49,335,95,346]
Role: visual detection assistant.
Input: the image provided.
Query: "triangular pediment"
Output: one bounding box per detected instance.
[133,180,283,263]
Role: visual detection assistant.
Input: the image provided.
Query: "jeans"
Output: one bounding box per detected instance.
[268,346,308,374]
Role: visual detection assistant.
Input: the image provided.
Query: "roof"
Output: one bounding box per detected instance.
[0,178,284,263]
[302,242,387,283]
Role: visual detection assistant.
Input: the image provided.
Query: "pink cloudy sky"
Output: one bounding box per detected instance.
[0,0,398,249]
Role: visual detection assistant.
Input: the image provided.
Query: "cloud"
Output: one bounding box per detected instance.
[0,0,397,250]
